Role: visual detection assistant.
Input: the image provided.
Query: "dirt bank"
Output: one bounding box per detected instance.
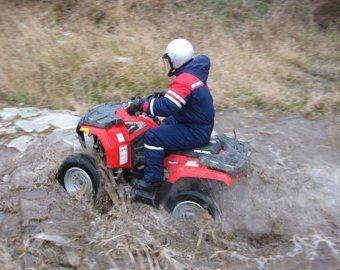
[0,107,339,269]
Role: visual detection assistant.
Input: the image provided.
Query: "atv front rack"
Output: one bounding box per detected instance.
[199,134,251,174]
[78,101,124,128]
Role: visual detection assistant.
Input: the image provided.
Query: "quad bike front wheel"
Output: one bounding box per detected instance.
[57,154,100,198]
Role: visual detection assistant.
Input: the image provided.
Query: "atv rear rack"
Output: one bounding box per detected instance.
[199,134,251,174]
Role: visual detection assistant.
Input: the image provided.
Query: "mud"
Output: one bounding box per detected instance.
[0,108,339,269]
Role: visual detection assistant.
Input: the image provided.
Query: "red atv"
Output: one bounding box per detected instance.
[57,97,251,220]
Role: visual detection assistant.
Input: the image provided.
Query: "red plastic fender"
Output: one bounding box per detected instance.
[164,154,238,186]
[79,124,132,168]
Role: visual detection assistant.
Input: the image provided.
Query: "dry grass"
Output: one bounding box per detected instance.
[0,242,20,270]
[0,0,339,115]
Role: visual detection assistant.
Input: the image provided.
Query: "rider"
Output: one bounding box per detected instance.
[129,38,215,191]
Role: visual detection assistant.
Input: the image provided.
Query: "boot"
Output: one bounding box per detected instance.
[131,178,162,191]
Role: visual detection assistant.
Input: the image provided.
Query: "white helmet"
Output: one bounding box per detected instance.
[162,39,194,77]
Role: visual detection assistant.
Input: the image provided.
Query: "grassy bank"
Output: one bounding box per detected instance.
[0,0,339,115]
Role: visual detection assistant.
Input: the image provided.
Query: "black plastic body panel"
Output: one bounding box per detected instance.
[78,101,124,128]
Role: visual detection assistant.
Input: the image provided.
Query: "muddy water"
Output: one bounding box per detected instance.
[0,109,339,269]
[214,111,340,269]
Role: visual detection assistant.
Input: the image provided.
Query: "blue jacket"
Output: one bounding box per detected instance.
[142,55,215,140]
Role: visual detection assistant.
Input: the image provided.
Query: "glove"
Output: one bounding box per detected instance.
[146,89,166,99]
[127,96,143,114]
[153,89,166,98]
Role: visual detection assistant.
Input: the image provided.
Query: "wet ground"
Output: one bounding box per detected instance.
[0,107,339,269]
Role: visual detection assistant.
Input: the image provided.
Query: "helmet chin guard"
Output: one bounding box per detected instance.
[162,39,194,77]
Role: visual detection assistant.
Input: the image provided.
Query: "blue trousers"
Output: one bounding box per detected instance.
[143,117,211,183]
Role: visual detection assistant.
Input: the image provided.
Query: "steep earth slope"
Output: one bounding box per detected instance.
[0,107,339,269]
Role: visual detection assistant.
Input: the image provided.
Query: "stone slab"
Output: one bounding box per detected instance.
[6,135,34,152]
[0,108,19,121]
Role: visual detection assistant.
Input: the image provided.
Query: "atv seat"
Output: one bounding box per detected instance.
[166,138,222,158]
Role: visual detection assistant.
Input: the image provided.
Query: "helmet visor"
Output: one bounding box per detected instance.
[162,53,175,77]
[162,58,171,74]
[162,54,172,76]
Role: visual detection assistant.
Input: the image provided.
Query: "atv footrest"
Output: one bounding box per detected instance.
[131,187,157,207]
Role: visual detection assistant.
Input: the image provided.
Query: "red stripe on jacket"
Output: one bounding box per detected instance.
[169,73,204,100]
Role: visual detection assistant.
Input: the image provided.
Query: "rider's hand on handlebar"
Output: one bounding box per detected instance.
[146,89,166,99]
[127,96,143,114]
[153,90,166,98]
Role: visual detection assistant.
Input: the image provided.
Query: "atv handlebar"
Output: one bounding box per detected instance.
[126,96,143,115]
[126,90,166,115]
[125,95,162,125]
[146,89,166,99]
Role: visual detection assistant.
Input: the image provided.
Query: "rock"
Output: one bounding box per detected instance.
[6,108,80,135]
[14,119,50,134]
[6,135,35,152]
[2,175,10,182]
[0,125,18,135]
[33,114,57,130]
[46,129,80,151]
[35,123,51,133]
[34,232,71,246]
[0,108,19,121]
[33,112,79,130]
[63,133,81,148]
[14,119,35,133]
[50,113,79,130]
[1,107,80,156]
[17,107,40,118]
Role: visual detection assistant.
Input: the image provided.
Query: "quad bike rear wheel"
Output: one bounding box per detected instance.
[57,154,100,198]
[163,179,222,221]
